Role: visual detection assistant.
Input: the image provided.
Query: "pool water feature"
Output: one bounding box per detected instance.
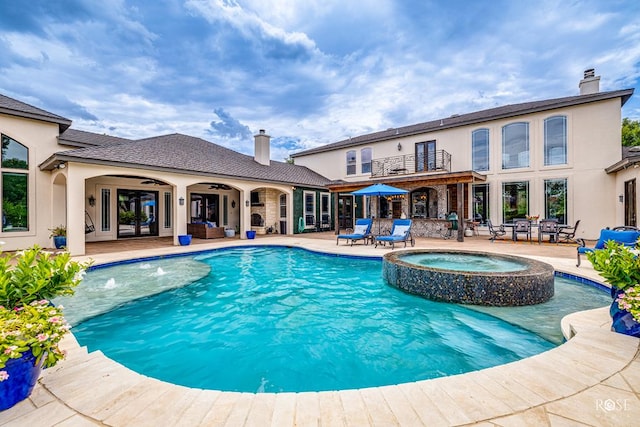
[384,249,555,306]
[401,252,528,272]
[66,246,609,393]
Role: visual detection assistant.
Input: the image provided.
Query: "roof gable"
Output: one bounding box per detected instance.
[0,93,72,133]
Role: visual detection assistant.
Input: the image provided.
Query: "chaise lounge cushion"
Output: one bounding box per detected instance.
[578,229,640,254]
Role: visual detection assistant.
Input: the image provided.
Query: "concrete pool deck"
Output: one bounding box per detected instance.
[1,234,639,426]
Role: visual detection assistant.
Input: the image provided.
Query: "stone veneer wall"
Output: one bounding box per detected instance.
[251,188,283,234]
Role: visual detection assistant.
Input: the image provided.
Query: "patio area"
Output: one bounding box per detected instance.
[1,233,639,426]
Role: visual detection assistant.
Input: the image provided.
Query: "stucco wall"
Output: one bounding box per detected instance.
[0,114,60,252]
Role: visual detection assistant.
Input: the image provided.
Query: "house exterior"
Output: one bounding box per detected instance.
[0,94,332,256]
[291,70,635,240]
[0,70,634,254]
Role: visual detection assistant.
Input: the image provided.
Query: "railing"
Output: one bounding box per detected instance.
[370,150,451,178]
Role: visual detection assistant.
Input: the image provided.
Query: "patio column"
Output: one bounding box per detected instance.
[457,182,464,242]
[175,184,188,245]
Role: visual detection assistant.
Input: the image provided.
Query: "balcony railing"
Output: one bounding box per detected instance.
[371,150,451,178]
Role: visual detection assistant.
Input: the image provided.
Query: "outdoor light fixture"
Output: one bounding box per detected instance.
[88,195,96,207]
[245,200,250,207]
[619,194,624,203]
[231,200,236,208]
[397,142,402,151]
[179,197,185,206]
[55,162,66,169]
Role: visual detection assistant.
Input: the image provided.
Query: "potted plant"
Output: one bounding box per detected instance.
[0,245,91,410]
[587,240,640,337]
[49,225,67,249]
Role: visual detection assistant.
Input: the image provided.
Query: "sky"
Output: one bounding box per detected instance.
[1,0,639,162]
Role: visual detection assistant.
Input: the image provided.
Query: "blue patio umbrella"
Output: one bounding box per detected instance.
[351,184,408,233]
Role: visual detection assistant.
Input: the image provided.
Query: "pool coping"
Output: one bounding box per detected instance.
[2,238,639,426]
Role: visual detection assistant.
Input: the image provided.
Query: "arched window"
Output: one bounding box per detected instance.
[361,148,372,174]
[502,122,529,169]
[1,134,29,232]
[472,128,489,171]
[544,116,567,165]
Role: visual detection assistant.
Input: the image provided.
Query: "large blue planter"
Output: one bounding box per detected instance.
[610,288,640,338]
[53,235,66,249]
[246,230,256,239]
[0,351,43,411]
[178,234,192,246]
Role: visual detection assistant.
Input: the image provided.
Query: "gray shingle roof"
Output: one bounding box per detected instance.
[292,89,635,157]
[58,128,132,147]
[0,93,71,132]
[50,133,332,188]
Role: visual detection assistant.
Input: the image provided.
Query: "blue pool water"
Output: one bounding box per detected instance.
[66,246,610,393]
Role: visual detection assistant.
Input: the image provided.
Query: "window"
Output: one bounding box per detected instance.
[472,183,489,225]
[361,148,372,174]
[544,178,567,224]
[544,116,567,166]
[472,129,489,171]
[163,192,172,228]
[346,150,356,175]
[2,173,28,231]
[304,191,316,227]
[279,194,287,218]
[1,134,29,232]
[502,181,529,223]
[502,122,529,169]
[320,193,330,228]
[101,189,111,231]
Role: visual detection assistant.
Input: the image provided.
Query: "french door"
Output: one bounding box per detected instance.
[338,195,354,230]
[117,190,158,238]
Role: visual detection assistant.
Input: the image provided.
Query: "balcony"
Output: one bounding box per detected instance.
[370,150,451,178]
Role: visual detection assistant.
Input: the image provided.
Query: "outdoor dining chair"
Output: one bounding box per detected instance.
[513,219,532,243]
[558,219,580,243]
[538,219,559,244]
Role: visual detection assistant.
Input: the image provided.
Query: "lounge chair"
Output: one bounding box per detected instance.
[576,228,640,266]
[336,218,373,246]
[374,219,414,249]
[486,219,506,242]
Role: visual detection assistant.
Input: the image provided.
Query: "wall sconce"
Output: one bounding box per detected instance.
[619,194,624,203]
[397,142,402,151]
[88,195,96,207]
[179,197,185,206]
[245,200,250,207]
[55,162,66,169]
[231,200,236,208]
[291,186,297,191]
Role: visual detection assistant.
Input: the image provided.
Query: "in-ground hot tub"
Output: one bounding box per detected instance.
[383,249,555,306]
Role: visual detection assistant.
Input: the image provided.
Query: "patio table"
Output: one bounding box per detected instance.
[501,222,569,243]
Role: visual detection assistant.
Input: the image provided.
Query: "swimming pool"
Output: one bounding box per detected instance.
[61,246,610,393]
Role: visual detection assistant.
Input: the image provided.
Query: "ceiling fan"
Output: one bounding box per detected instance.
[141,179,166,186]
[209,183,231,190]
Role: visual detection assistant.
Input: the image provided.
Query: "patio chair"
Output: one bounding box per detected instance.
[538,219,559,244]
[576,228,640,266]
[513,219,532,243]
[557,219,580,243]
[486,219,506,242]
[336,218,373,246]
[374,219,414,249]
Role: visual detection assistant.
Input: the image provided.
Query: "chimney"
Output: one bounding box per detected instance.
[254,129,270,166]
[579,68,600,95]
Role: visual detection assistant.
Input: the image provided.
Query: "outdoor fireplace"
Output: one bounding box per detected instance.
[251,213,265,227]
